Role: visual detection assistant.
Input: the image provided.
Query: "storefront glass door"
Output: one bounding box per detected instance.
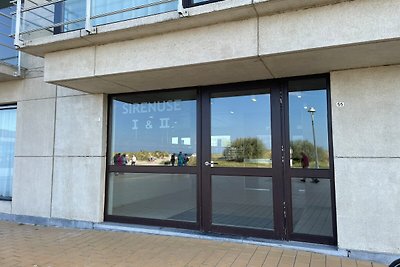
[105,76,336,245]
[200,85,279,238]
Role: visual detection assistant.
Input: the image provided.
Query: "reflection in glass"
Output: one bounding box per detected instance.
[212,176,274,230]
[110,90,197,166]
[0,107,16,199]
[92,0,177,27]
[0,5,18,66]
[291,178,333,237]
[107,173,196,221]
[289,85,330,169]
[211,90,272,168]
[62,0,86,31]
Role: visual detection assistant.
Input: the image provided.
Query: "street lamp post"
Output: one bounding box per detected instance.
[308,107,319,169]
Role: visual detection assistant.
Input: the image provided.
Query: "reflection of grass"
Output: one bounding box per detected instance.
[212,154,272,168]
[291,160,330,169]
[187,156,196,166]
[214,161,272,168]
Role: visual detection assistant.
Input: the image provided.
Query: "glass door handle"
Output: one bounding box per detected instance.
[204,161,218,167]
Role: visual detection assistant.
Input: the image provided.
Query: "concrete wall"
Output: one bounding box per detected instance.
[0,74,107,222]
[331,65,400,254]
[42,0,400,94]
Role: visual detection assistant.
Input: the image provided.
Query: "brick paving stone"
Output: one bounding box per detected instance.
[342,257,358,267]
[0,221,386,267]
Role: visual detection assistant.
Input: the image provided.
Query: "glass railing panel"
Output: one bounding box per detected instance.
[16,0,178,40]
[91,0,177,27]
[19,0,86,37]
[0,5,18,68]
[20,3,56,35]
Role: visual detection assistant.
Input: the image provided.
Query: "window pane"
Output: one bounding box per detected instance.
[291,178,333,237]
[289,80,330,169]
[211,89,272,168]
[110,90,197,166]
[212,175,274,230]
[107,173,197,222]
[0,107,16,199]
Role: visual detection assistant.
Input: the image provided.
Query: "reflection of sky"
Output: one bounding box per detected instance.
[92,0,177,26]
[112,99,196,154]
[0,6,17,64]
[111,89,329,154]
[289,90,329,149]
[211,94,271,153]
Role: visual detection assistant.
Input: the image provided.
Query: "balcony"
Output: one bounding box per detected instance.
[11,0,400,94]
[0,2,23,81]
[14,0,354,57]
[14,0,182,56]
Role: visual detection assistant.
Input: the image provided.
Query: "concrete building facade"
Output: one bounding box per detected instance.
[0,0,399,264]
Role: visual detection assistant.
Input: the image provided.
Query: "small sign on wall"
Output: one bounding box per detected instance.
[336,102,345,108]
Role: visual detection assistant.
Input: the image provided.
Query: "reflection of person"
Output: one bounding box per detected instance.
[301,152,309,169]
[300,152,319,183]
[177,152,184,166]
[184,154,189,166]
[113,153,120,165]
[117,154,123,166]
[131,154,136,166]
[170,153,176,166]
[121,154,128,165]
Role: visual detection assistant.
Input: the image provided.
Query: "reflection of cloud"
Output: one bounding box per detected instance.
[290,92,302,97]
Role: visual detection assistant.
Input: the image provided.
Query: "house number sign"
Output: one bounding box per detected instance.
[336,102,345,107]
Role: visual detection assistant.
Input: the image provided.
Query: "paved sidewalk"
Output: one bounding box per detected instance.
[0,221,386,267]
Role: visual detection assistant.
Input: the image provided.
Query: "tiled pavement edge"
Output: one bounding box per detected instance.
[0,221,387,267]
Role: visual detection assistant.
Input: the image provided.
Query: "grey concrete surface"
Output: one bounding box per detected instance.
[20,77,56,101]
[331,65,400,158]
[331,65,400,255]
[54,94,106,157]
[335,158,400,254]
[51,156,106,222]
[41,0,400,94]
[14,98,56,157]
[12,157,53,217]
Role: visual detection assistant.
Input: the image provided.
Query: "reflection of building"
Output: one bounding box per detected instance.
[211,135,231,154]
[0,0,399,264]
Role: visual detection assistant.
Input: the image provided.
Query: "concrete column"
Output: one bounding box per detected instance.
[51,93,107,222]
[11,78,57,217]
[331,65,400,254]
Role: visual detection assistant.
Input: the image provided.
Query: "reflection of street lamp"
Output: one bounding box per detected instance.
[308,107,319,168]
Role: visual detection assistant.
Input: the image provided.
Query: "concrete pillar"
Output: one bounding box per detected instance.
[331,65,400,254]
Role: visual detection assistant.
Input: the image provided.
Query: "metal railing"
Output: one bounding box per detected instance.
[0,4,21,75]
[14,0,183,47]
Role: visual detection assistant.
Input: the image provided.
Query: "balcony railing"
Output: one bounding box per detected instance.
[0,3,21,75]
[14,0,181,46]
